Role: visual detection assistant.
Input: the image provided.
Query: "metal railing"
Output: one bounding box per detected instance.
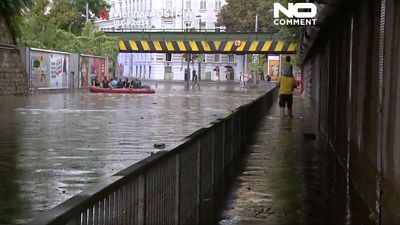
[0,43,19,52]
[28,88,277,225]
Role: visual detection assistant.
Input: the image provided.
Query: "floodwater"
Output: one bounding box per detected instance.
[0,82,273,225]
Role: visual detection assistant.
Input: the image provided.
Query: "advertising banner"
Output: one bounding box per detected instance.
[267,55,280,81]
[79,56,107,88]
[30,50,69,89]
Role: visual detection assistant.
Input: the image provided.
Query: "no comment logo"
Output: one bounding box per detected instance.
[273,3,317,26]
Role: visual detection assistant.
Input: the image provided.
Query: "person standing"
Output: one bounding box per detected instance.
[277,56,297,117]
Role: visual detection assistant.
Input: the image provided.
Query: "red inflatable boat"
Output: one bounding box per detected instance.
[90,87,155,94]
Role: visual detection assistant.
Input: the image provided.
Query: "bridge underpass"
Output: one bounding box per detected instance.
[105,31,297,54]
[107,31,297,84]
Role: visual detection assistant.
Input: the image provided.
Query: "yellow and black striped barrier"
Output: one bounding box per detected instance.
[118,40,296,54]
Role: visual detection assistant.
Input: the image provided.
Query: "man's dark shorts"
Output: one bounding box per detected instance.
[279,94,293,108]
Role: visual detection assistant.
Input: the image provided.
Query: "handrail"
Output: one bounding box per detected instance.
[0,43,19,51]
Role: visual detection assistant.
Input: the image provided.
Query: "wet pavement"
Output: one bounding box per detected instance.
[219,96,375,225]
[0,82,274,225]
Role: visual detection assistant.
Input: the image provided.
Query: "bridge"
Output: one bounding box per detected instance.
[105,29,297,54]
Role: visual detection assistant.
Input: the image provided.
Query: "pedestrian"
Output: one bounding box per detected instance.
[192,70,197,83]
[277,56,297,117]
[239,72,243,88]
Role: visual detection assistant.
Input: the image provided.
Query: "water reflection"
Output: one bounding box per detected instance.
[0,83,271,224]
[0,97,26,225]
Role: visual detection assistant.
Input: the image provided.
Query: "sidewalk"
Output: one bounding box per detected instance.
[218,96,373,225]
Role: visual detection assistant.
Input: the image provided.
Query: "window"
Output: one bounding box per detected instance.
[185,0,191,9]
[166,0,172,9]
[214,54,220,62]
[228,54,235,63]
[200,0,206,10]
[215,0,221,10]
[200,21,206,30]
[166,53,172,62]
[156,54,164,61]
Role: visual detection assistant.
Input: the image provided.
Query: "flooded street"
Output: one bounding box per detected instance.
[0,82,273,225]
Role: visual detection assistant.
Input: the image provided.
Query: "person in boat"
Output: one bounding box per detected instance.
[122,78,130,88]
[102,80,111,88]
[131,78,142,88]
[110,78,118,87]
[117,79,124,88]
[100,78,106,88]
[92,76,100,87]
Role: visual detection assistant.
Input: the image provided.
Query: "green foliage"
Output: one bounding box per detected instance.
[217,0,303,41]
[73,0,110,17]
[81,20,96,37]
[250,54,267,73]
[217,0,273,32]
[48,0,82,33]
[0,0,33,38]
[17,2,118,68]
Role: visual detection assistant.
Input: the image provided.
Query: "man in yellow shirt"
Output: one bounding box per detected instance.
[277,56,297,117]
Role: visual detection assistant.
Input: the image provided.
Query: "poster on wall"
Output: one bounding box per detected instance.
[30,52,49,88]
[49,54,68,88]
[267,55,280,81]
[79,56,107,88]
[30,50,69,89]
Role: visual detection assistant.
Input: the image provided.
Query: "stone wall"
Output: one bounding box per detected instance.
[0,11,28,95]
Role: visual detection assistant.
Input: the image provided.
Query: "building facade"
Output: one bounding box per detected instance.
[96,0,246,81]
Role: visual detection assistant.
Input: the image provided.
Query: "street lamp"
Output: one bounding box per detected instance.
[68,21,77,32]
[196,15,202,80]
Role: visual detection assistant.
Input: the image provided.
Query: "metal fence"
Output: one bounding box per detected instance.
[28,88,276,225]
[0,43,19,52]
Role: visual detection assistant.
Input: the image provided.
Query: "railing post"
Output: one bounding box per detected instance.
[197,139,201,225]
[210,129,215,222]
[175,153,180,225]
[138,174,146,225]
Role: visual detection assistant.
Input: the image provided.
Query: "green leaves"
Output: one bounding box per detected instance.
[0,0,33,38]
[217,0,273,32]
[18,11,119,68]
[14,0,118,66]
[217,0,302,40]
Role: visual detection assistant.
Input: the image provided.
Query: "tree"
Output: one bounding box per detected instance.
[217,0,274,32]
[48,0,82,33]
[74,0,110,19]
[0,0,33,38]
[46,0,110,35]
[217,0,304,40]
[16,0,118,64]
